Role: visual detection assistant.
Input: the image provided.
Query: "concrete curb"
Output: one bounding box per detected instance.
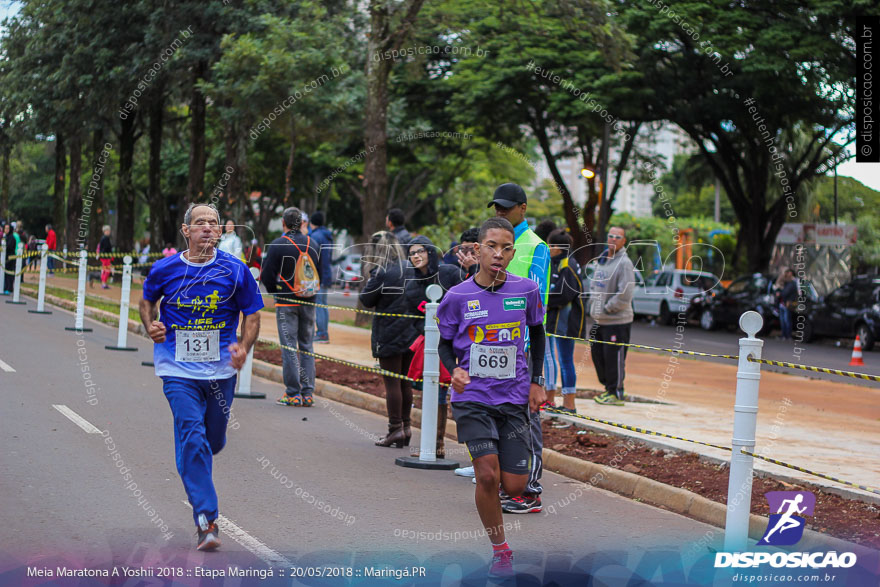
[25,290,874,555]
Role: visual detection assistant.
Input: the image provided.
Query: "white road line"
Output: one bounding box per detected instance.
[0,358,15,372]
[183,501,290,566]
[52,404,103,434]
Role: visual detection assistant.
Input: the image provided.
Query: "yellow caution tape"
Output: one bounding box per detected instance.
[543,407,879,495]
[740,449,880,496]
[267,339,422,383]
[748,357,880,382]
[542,406,732,451]
[547,332,739,360]
[269,294,422,319]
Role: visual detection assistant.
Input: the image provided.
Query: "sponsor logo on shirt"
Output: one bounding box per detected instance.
[502,297,526,311]
[464,310,489,320]
[468,323,522,343]
[467,300,481,311]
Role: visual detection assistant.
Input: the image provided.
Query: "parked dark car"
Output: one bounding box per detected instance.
[800,276,880,350]
[691,273,781,335]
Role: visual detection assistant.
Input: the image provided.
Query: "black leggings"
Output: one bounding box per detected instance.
[379,351,414,428]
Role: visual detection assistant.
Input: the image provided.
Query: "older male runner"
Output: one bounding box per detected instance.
[139,203,262,551]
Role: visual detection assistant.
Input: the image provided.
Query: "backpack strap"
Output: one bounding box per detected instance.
[278,234,311,293]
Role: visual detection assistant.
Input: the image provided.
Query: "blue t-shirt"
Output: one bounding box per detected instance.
[142,249,264,380]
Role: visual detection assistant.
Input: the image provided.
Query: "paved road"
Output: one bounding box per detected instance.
[0,300,724,584]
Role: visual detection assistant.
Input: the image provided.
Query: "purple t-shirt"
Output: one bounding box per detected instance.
[436,273,544,405]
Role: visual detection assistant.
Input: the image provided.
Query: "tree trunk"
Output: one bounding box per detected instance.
[89,129,108,252]
[186,61,208,204]
[532,119,597,265]
[65,133,83,250]
[284,116,296,207]
[53,132,66,242]
[363,7,392,239]
[117,113,137,252]
[148,91,167,251]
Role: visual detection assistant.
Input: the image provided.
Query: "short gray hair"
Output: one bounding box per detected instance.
[184,202,220,226]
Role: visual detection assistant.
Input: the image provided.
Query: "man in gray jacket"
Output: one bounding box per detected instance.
[588,227,635,406]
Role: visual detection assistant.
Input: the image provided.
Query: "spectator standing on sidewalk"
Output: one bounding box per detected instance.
[45,224,56,274]
[589,226,635,406]
[359,230,418,448]
[218,220,244,260]
[385,208,412,246]
[3,223,16,293]
[777,268,798,340]
[403,235,462,457]
[98,225,113,289]
[260,207,321,408]
[544,229,586,414]
[308,211,334,344]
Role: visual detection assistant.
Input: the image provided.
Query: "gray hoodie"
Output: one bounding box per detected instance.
[588,248,635,325]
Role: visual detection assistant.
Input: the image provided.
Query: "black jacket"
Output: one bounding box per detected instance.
[391,225,412,246]
[260,231,321,304]
[360,261,419,358]
[403,236,462,334]
[547,253,587,339]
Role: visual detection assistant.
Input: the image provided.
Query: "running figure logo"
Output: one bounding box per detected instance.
[757,491,815,546]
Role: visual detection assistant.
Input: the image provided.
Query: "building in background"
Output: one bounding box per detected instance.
[531,123,693,217]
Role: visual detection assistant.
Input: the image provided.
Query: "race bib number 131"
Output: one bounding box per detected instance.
[468,344,516,379]
[175,330,221,362]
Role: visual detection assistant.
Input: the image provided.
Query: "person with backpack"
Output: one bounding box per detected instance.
[260,207,321,407]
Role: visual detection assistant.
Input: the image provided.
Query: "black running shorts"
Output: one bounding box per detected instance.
[451,401,531,475]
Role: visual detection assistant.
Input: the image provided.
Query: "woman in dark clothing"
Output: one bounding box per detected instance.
[97,225,113,289]
[3,224,16,294]
[359,231,419,448]
[403,235,462,457]
[545,229,587,414]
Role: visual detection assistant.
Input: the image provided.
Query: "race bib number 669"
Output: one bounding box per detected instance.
[468,344,516,379]
[175,330,221,362]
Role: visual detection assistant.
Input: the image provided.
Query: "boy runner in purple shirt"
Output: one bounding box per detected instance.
[436,217,546,578]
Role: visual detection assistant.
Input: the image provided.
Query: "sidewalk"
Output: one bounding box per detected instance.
[25,271,880,499]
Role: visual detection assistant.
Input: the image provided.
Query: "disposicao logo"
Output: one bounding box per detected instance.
[714,491,857,570]
[758,491,815,546]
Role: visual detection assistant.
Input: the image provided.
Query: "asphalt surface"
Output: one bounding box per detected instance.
[0,299,722,583]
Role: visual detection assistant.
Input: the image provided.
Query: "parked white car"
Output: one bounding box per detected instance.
[632,269,721,325]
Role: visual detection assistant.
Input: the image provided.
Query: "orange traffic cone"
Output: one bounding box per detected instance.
[343,281,350,297]
[849,335,865,367]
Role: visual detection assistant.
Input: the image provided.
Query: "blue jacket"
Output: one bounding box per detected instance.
[308,226,334,286]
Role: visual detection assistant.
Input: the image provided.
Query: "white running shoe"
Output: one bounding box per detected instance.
[472,477,476,484]
[455,465,475,477]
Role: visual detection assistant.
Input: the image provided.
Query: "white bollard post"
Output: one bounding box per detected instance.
[65,250,93,332]
[235,267,265,398]
[724,311,765,551]
[396,283,459,469]
[5,243,26,305]
[105,255,137,351]
[28,244,52,314]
